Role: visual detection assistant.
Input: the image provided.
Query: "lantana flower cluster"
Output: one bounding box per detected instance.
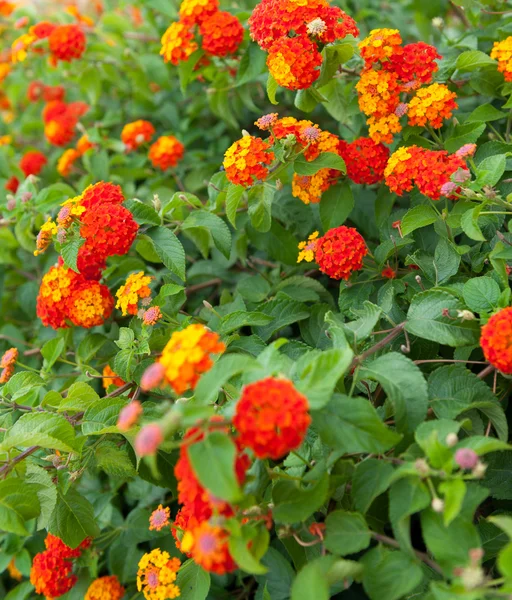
[384,144,470,200]
[42,99,89,146]
[356,29,456,143]
[249,0,358,90]
[160,0,244,66]
[30,534,90,599]
[491,36,512,82]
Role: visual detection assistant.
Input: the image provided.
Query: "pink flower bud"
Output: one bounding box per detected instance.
[6,198,16,211]
[21,192,32,203]
[395,102,408,117]
[140,362,165,391]
[135,423,163,456]
[451,168,471,184]
[117,400,143,431]
[15,17,29,29]
[440,181,457,196]
[455,143,476,158]
[455,448,479,470]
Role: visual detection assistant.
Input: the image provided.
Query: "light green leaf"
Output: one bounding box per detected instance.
[0,413,79,453]
[176,559,211,600]
[324,510,371,555]
[147,226,186,280]
[225,184,245,228]
[41,337,65,370]
[272,474,329,524]
[49,487,100,549]
[294,152,346,176]
[401,205,438,237]
[463,277,500,313]
[182,210,232,259]
[319,181,354,233]
[58,381,100,412]
[353,459,395,514]
[456,50,497,71]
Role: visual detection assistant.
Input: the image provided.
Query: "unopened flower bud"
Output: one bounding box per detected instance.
[275,179,283,190]
[241,129,250,137]
[15,16,29,28]
[469,548,484,564]
[414,458,430,476]
[6,197,16,210]
[56,228,67,244]
[457,310,475,321]
[135,423,163,456]
[21,191,32,203]
[472,461,487,478]
[117,400,143,431]
[460,565,485,591]
[203,300,213,310]
[446,432,459,447]
[431,497,444,513]
[440,181,458,197]
[432,16,444,28]
[452,168,471,184]
[140,362,165,391]
[152,194,161,212]
[455,448,479,470]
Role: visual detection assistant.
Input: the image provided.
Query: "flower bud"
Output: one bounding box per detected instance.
[432,16,444,28]
[152,194,161,212]
[431,497,444,513]
[241,129,250,137]
[460,566,485,591]
[6,197,16,211]
[275,179,283,191]
[414,458,430,476]
[455,448,479,470]
[140,362,165,391]
[117,400,143,431]
[472,461,487,478]
[21,191,32,203]
[469,548,484,564]
[457,310,475,321]
[135,423,163,456]
[445,432,458,447]
[451,168,471,184]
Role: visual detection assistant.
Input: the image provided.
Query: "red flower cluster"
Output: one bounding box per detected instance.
[356,29,446,143]
[223,134,275,186]
[121,119,155,151]
[5,176,19,193]
[161,0,243,66]
[27,81,65,103]
[149,135,185,170]
[43,100,89,146]
[337,137,389,185]
[480,307,512,374]
[19,150,47,177]
[250,0,358,90]
[384,145,467,200]
[233,377,311,460]
[48,24,87,63]
[30,534,90,599]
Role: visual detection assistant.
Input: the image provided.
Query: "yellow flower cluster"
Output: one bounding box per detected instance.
[34,218,58,256]
[359,28,402,64]
[115,271,152,316]
[297,231,319,263]
[292,171,332,204]
[160,22,198,66]
[384,146,413,179]
[137,549,181,600]
[491,36,512,82]
[407,83,457,128]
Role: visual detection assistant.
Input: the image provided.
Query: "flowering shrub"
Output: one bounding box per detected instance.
[2,1,512,599]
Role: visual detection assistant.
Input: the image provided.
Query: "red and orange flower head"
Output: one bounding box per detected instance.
[31,21,57,39]
[358,28,402,67]
[491,37,512,82]
[36,262,82,329]
[80,181,124,209]
[5,176,19,194]
[67,280,114,328]
[384,42,440,85]
[44,118,76,146]
[143,324,225,394]
[337,137,390,185]
[148,135,185,170]
[0,347,18,384]
[20,151,47,177]
[384,145,420,196]
[76,134,94,155]
[57,148,80,177]
[356,68,401,119]
[160,21,198,66]
[179,0,219,26]
[49,24,87,63]
[115,271,153,316]
[313,6,359,43]
[267,36,322,90]
[85,576,125,600]
[172,505,203,553]
[199,11,244,57]
[42,100,88,146]
[149,504,171,532]
[79,203,139,259]
[407,83,457,129]
[480,307,512,374]
[181,521,237,575]
[298,226,367,280]
[0,1,15,16]
[137,549,181,600]
[77,243,107,281]
[11,32,37,64]
[27,81,45,102]
[255,112,278,131]
[121,120,155,152]
[143,306,163,326]
[381,266,396,279]
[233,377,311,459]
[223,135,274,187]
[103,364,125,389]
[43,85,66,102]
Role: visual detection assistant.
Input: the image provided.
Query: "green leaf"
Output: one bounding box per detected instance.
[272,474,329,523]
[77,334,107,364]
[294,152,346,176]
[342,301,382,343]
[182,210,232,259]
[445,123,486,154]
[82,397,127,435]
[194,354,260,405]
[460,204,486,241]
[147,226,186,280]
[254,293,310,341]
[313,396,402,454]
[358,353,428,434]
[467,103,506,123]
[352,459,395,513]
[0,413,79,453]
[475,154,506,188]
[248,185,274,233]
[405,290,481,347]
[178,49,204,93]
[4,582,34,600]
[229,529,268,575]
[400,205,438,237]
[297,348,353,409]
[361,547,424,600]
[389,478,430,554]
[25,464,57,530]
[95,441,136,477]
[439,479,466,527]
[225,184,245,228]
[463,277,500,313]
[324,510,371,555]
[49,487,100,549]
[236,43,267,86]
[113,348,135,382]
[176,559,211,600]
[497,543,512,578]
[434,238,460,285]
[219,311,273,335]
[319,181,354,232]
[456,50,496,71]
[0,479,41,535]
[41,337,65,370]
[267,73,279,105]
[188,432,243,503]
[61,237,85,273]
[291,557,335,600]
[488,516,512,540]
[58,381,100,412]
[124,199,161,226]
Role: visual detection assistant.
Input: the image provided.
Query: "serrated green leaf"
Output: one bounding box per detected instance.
[294,152,346,176]
[147,226,186,280]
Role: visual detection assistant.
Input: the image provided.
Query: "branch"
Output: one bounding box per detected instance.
[350,323,405,370]
[0,446,39,477]
[372,532,443,574]
[186,278,222,296]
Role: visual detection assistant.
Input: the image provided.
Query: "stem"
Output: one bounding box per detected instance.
[477,364,494,379]
[350,323,405,370]
[371,532,443,574]
[0,446,39,477]
[186,278,222,296]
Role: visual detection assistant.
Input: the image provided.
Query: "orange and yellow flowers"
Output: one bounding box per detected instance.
[491,36,512,82]
[338,137,389,185]
[136,549,181,600]
[179,0,219,26]
[103,364,125,389]
[406,83,457,129]
[85,576,125,600]
[0,347,18,384]
[480,307,512,374]
[233,377,311,459]
[116,271,153,316]
[57,148,80,177]
[199,11,244,57]
[359,28,402,66]
[122,120,155,151]
[267,35,322,90]
[298,225,367,280]
[149,504,171,532]
[160,22,198,66]
[223,135,274,187]
[149,135,185,170]
[181,522,237,575]
[48,24,87,63]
